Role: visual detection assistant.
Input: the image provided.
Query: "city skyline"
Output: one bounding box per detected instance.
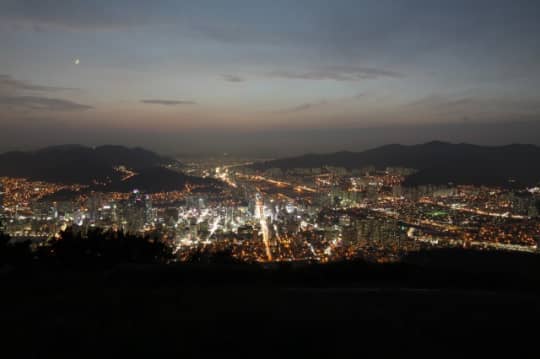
[2,0,540,155]
[2,142,539,264]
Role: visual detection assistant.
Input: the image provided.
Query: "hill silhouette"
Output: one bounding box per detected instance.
[0,145,222,192]
[251,141,540,186]
[106,166,222,193]
[0,145,175,184]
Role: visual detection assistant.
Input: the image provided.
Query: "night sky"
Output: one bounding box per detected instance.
[1,0,540,156]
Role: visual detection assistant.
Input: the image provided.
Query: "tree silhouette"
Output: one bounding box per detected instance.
[0,226,32,267]
[186,247,239,265]
[39,227,173,267]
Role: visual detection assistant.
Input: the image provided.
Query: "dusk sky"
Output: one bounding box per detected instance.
[1,0,540,156]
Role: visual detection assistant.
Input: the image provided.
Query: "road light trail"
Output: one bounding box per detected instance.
[260,216,272,261]
[256,193,273,261]
[206,215,221,241]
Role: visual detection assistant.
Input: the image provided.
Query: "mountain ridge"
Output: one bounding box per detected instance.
[250,142,540,187]
[0,145,220,193]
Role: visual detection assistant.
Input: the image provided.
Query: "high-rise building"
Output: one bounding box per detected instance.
[144,195,155,224]
[123,190,146,233]
[0,183,4,209]
[254,193,264,219]
[0,183,4,232]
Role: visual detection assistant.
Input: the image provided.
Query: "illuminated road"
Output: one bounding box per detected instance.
[214,162,255,189]
[260,216,272,261]
[114,166,137,181]
[206,215,221,241]
[236,174,317,193]
[256,195,273,261]
[419,199,527,219]
[215,167,237,188]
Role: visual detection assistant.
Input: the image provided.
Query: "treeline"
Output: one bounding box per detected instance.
[0,225,243,270]
[2,224,540,293]
[0,230,33,268]
[0,226,173,269]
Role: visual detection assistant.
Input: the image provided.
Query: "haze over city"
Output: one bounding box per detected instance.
[2,0,540,155]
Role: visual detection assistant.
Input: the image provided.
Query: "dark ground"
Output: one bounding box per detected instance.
[2,250,540,357]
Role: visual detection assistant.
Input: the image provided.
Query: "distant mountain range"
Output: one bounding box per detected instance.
[250,141,540,187]
[0,145,219,192]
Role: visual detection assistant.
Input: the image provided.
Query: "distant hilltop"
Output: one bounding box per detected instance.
[0,145,219,192]
[249,141,540,187]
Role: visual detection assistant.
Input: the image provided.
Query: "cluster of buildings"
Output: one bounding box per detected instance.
[1,162,540,262]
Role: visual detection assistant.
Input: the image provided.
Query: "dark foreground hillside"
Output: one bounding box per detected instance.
[2,249,540,357]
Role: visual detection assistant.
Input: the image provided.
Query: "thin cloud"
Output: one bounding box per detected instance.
[407,95,506,110]
[141,99,196,106]
[0,0,155,30]
[222,74,245,83]
[0,74,78,94]
[404,93,540,122]
[277,92,370,114]
[278,100,327,113]
[445,98,476,107]
[268,66,402,82]
[353,92,367,100]
[406,95,477,109]
[0,95,92,111]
